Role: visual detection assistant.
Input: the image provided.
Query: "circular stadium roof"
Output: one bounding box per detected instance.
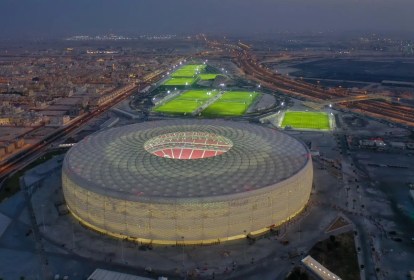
[63,120,310,202]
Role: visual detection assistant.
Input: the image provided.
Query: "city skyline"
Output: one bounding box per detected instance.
[1,0,414,39]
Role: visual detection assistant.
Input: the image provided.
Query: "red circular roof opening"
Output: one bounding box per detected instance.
[144,132,233,160]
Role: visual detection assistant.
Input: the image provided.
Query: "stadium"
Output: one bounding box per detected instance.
[62,120,313,245]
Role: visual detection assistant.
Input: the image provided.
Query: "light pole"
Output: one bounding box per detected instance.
[41,204,45,232]
[243,230,247,261]
[121,239,125,264]
[181,236,185,268]
[71,220,75,250]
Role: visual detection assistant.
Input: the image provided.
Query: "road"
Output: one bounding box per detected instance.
[203,40,414,127]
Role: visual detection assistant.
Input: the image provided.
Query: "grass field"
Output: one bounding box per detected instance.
[202,91,259,116]
[203,102,249,116]
[199,74,220,80]
[154,90,217,114]
[163,77,196,86]
[219,91,257,101]
[171,71,197,78]
[153,99,202,114]
[281,111,330,130]
[178,89,219,100]
[171,64,206,78]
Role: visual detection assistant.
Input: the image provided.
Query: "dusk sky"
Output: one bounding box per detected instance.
[1,0,413,39]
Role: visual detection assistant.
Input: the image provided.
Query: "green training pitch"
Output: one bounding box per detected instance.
[153,90,217,114]
[178,89,219,100]
[171,64,206,78]
[281,111,330,130]
[153,99,201,114]
[163,77,196,86]
[202,91,259,116]
[180,64,206,71]
[199,74,220,80]
[202,102,249,116]
[219,91,258,101]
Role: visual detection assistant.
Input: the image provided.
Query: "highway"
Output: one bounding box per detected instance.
[209,41,414,127]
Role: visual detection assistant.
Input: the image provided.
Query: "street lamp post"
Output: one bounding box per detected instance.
[41,204,45,232]
[71,221,75,250]
[181,236,185,268]
[243,230,247,261]
[121,239,125,263]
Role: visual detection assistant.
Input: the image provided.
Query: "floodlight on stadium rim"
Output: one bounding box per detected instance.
[62,120,313,245]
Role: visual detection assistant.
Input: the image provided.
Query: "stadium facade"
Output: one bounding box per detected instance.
[62,120,313,245]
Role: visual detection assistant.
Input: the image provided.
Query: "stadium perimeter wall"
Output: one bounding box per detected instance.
[62,159,313,245]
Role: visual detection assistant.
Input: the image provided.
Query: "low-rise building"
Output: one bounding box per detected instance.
[359,139,386,149]
[0,146,6,158]
[0,117,11,125]
[48,115,71,127]
[389,141,406,149]
[87,268,155,280]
